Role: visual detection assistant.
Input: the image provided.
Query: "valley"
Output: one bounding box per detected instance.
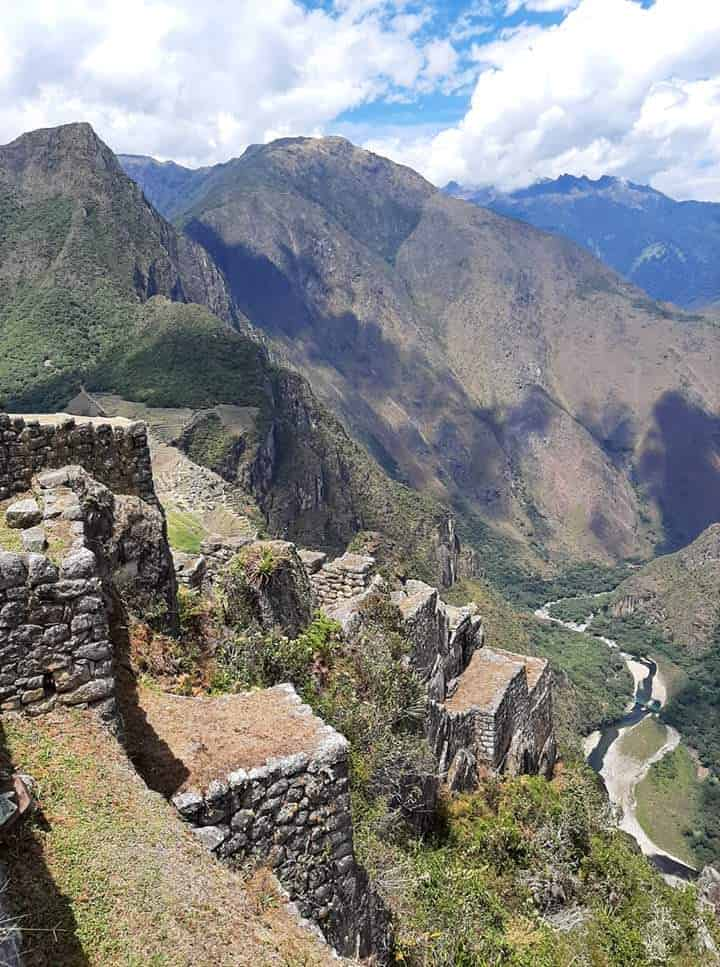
[538,595,699,877]
[1,119,720,965]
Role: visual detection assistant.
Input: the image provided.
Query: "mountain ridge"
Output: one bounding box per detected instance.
[121,138,720,572]
[0,122,459,583]
[445,173,720,309]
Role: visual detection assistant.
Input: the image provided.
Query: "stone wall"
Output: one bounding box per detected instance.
[0,458,179,719]
[390,580,484,702]
[170,685,392,960]
[428,647,556,790]
[311,552,375,609]
[0,414,155,504]
[0,545,114,717]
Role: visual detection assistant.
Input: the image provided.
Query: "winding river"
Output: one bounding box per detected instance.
[535,600,697,883]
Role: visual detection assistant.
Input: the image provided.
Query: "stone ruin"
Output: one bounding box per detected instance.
[0,413,155,503]
[0,411,557,964]
[0,418,176,720]
[143,684,390,959]
[307,551,376,608]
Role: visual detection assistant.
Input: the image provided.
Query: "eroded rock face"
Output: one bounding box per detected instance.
[109,495,178,631]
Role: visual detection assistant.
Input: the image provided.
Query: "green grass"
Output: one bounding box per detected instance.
[0,517,23,552]
[636,745,703,868]
[165,508,207,554]
[617,716,667,762]
[548,594,610,624]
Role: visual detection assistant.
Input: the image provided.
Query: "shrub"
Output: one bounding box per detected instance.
[210,613,341,696]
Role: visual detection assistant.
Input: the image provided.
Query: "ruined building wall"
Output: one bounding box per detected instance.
[172,685,392,960]
[0,414,155,503]
[311,552,375,609]
[0,544,114,716]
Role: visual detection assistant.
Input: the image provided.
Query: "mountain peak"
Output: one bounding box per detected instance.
[0,120,120,187]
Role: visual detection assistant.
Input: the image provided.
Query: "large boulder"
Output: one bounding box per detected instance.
[220,540,313,637]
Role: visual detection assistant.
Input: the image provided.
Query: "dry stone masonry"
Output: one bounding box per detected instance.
[319,564,555,789]
[141,684,392,960]
[0,416,557,963]
[311,552,376,609]
[429,647,556,790]
[390,580,484,703]
[0,414,155,503]
[0,471,115,718]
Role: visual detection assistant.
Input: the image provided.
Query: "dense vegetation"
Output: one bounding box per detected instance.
[526,622,631,754]
[148,569,716,966]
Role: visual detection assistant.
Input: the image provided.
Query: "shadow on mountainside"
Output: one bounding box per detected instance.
[0,718,90,967]
[638,390,720,552]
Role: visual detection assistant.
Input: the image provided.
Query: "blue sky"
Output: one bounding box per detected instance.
[0,0,718,200]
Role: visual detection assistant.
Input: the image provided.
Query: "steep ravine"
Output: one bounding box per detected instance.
[535,598,698,882]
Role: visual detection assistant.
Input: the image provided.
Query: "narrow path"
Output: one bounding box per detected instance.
[535,598,697,881]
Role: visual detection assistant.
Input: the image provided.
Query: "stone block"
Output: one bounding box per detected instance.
[21,527,47,553]
[0,553,27,590]
[6,498,42,529]
[58,677,114,705]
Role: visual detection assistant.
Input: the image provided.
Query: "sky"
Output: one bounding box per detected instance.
[1,0,719,200]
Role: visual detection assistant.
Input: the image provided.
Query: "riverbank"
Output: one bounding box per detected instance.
[536,599,698,880]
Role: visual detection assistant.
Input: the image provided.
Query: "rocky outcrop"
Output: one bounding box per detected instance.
[220,540,314,638]
[36,465,178,633]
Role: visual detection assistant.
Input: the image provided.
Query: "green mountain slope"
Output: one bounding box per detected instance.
[607,523,720,656]
[121,139,720,570]
[0,124,456,581]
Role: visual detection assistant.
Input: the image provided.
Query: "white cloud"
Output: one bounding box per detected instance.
[369,0,720,200]
[505,0,580,14]
[2,0,720,202]
[0,0,461,165]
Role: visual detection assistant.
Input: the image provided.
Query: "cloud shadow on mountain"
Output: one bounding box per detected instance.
[638,391,720,552]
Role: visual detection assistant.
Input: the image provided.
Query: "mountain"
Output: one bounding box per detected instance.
[445,175,720,309]
[608,523,720,656]
[121,139,720,572]
[119,154,213,222]
[0,123,234,407]
[0,123,456,581]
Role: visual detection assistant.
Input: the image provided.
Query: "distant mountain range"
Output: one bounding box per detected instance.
[2,126,720,584]
[445,175,720,309]
[120,144,720,571]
